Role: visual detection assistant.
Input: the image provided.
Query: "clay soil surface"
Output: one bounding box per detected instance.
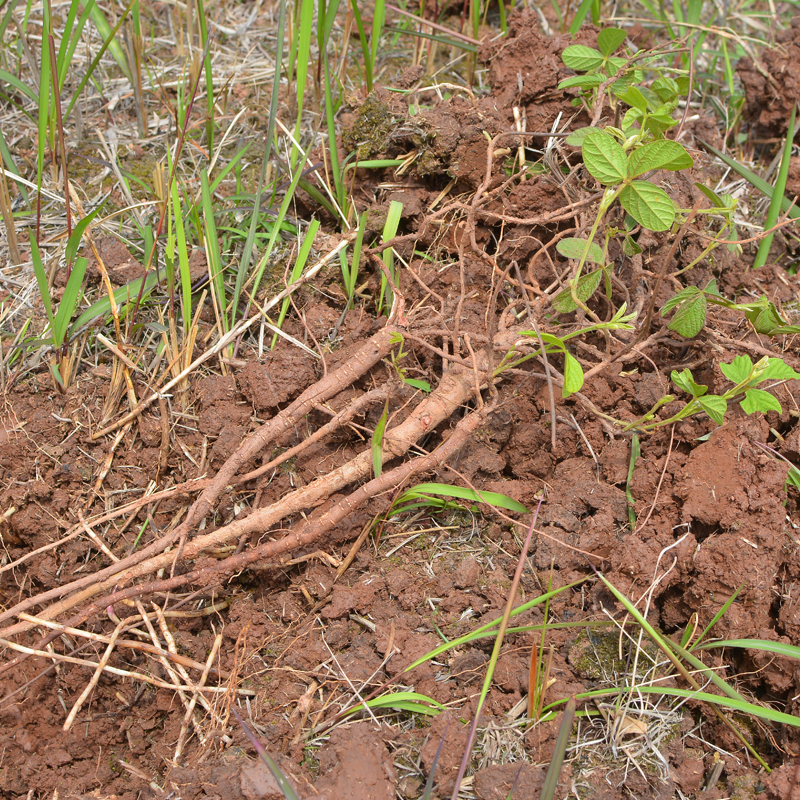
[2,10,800,800]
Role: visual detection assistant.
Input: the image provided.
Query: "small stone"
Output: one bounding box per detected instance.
[454,557,481,588]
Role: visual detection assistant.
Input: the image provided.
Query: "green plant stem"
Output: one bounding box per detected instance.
[569,187,619,316]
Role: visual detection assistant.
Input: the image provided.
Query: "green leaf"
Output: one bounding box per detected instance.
[553,269,603,313]
[720,355,753,385]
[744,301,789,335]
[759,358,800,383]
[698,395,728,425]
[644,113,678,137]
[558,74,604,90]
[671,368,707,398]
[556,237,604,264]
[50,362,64,386]
[740,389,782,416]
[627,140,693,178]
[541,698,576,800]
[372,399,389,478]
[0,69,38,102]
[231,708,303,800]
[395,482,528,514]
[565,127,592,146]
[616,85,648,112]
[621,107,643,136]
[69,270,161,338]
[597,27,627,56]
[561,45,604,71]
[661,285,701,316]
[622,235,642,256]
[695,183,726,208]
[605,56,627,76]
[667,291,707,338]
[562,351,584,397]
[582,129,628,185]
[618,181,675,231]
[651,76,681,102]
[403,378,432,392]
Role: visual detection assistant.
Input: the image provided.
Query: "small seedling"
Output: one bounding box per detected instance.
[555,29,698,316]
[662,279,800,339]
[624,354,800,431]
[30,233,87,388]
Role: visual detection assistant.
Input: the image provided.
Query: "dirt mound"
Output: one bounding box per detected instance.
[737,15,800,138]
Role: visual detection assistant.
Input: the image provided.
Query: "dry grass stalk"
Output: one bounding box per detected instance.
[174,633,224,762]
[91,238,350,440]
[0,164,20,265]
[17,610,233,679]
[0,633,243,695]
[63,618,127,730]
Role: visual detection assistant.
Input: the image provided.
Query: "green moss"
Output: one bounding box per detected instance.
[730,773,760,800]
[341,95,397,160]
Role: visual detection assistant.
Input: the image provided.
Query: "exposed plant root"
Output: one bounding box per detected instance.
[0,356,487,641]
[0,318,533,673]
[0,323,402,635]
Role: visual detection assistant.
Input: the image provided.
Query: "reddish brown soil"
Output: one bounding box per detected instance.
[2,13,800,800]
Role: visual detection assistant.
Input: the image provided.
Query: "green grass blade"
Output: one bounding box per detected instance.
[753,104,796,269]
[69,271,161,338]
[57,0,93,90]
[65,205,104,266]
[0,0,23,40]
[346,691,446,717]
[86,1,132,84]
[350,0,372,93]
[291,0,314,162]
[690,585,743,648]
[394,482,528,514]
[233,0,286,328]
[540,697,576,800]
[421,722,449,800]
[541,685,800,729]
[700,139,800,222]
[697,638,800,661]
[568,0,596,34]
[52,257,87,348]
[195,0,215,156]
[403,580,587,673]
[209,142,252,193]
[0,68,37,102]
[377,200,402,316]
[382,26,478,52]
[344,211,368,304]
[370,0,386,68]
[170,179,192,327]
[272,219,320,341]
[231,707,301,800]
[64,0,137,120]
[36,16,52,217]
[321,48,344,219]
[626,434,640,531]
[0,126,29,205]
[201,170,229,341]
